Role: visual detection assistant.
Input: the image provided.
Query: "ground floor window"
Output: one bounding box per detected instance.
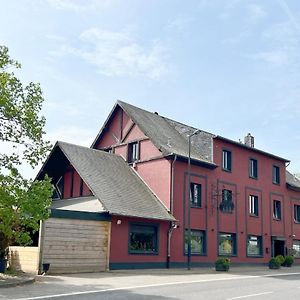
[294,205,300,223]
[218,233,236,256]
[184,230,206,255]
[129,223,158,254]
[247,235,263,257]
[292,240,300,258]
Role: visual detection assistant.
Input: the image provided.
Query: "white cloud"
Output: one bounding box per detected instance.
[251,50,289,65]
[46,0,112,12]
[277,0,300,33]
[247,4,267,22]
[57,27,171,80]
[47,126,94,146]
[165,16,194,32]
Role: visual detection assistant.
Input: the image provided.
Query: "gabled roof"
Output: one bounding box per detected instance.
[92,100,289,166]
[38,141,175,221]
[92,100,216,167]
[286,171,300,192]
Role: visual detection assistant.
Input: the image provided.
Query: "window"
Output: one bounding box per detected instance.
[218,233,236,256]
[54,176,64,199]
[184,230,206,255]
[247,235,263,256]
[249,158,258,179]
[104,147,113,154]
[272,165,280,184]
[220,189,234,213]
[128,142,139,163]
[190,183,202,207]
[273,200,281,220]
[222,150,232,171]
[249,195,259,216]
[292,240,300,258]
[294,205,300,223]
[129,224,158,254]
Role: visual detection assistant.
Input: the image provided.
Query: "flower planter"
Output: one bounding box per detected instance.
[0,259,7,273]
[215,264,229,271]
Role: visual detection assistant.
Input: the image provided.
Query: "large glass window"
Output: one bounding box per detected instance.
[272,165,280,184]
[220,189,234,213]
[129,224,158,254]
[294,205,300,223]
[247,235,263,256]
[128,142,139,163]
[184,230,206,255]
[273,200,281,220]
[190,183,202,207]
[249,195,259,216]
[292,240,300,258]
[218,233,236,256]
[249,158,258,179]
[222,150,232,172]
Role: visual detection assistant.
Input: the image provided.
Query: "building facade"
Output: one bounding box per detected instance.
[37,101,300,272]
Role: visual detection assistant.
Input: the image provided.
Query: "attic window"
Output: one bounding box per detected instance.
[128,142,139,163]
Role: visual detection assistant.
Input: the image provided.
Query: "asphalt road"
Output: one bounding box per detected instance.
[1,270,300,300]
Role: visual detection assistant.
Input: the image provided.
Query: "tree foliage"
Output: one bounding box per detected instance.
[0,46,53,258]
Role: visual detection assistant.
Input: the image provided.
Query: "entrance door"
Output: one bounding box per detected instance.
[273,240,285,257]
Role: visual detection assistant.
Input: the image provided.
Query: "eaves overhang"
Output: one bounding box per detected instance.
[215,136,290,163]
[167,154,217,169]
[286,183,300,193]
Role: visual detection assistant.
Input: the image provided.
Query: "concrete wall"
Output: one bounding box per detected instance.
[41,218,110,274]
[9,246,39,274]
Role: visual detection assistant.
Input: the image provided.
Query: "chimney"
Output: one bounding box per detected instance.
[244,133,254,148]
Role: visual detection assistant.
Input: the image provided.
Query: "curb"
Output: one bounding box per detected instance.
[0,277,35,288]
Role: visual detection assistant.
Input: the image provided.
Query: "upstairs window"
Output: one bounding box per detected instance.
[104,147,113,154]
[272,165,280,184]
[294,205,300,223]
[249,195,259,216]
[222,150,232,172]
[220,189,234,213]
[249,158,258,179]
[128,142,139,163]
[190,183,202,207]
[273,200,282,220]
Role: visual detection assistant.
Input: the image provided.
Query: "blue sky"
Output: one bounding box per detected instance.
[1,0,300,178]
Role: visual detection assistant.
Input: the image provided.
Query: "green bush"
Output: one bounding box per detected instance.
[215,258,230,271]
[283,255,294,267]
[269,257,281,269]
[275,255,285,266]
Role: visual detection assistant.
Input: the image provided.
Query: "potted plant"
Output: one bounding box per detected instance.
[275,255,285,266]
[215,258,230,271]
[269,257,281,269]
[283,255,294,267]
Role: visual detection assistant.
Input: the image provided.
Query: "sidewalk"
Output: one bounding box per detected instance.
[33,264,300,291]
[1,265,300,289]
[0,273,35,288]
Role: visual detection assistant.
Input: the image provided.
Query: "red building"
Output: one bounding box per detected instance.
[38,101,300,272]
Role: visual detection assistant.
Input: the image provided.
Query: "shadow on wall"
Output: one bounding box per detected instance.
[9,246,39,274]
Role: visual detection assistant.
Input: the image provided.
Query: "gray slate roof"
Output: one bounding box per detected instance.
[117,101,215,166]
[93,100,288,166]
[286,171,300,191]
[53,142,175,221]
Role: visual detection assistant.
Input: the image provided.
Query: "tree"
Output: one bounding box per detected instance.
[0,46,53,260]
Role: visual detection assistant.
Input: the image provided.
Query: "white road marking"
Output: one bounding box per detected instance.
[226,292,273,300]
[14,272,300,300]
